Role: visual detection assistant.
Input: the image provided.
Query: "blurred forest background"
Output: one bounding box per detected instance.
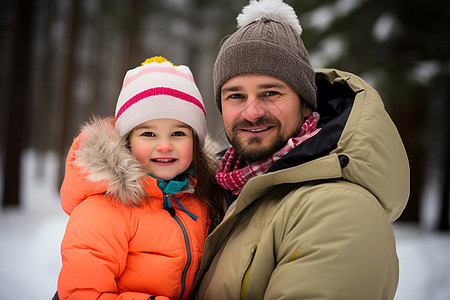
[1,0,449,230]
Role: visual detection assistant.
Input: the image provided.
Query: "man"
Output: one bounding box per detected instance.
[193,0,409,299]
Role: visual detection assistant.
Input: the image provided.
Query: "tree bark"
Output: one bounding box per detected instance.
[438,75,450,231]
[56,0,82,184]
[1,0,35,207]
[34,0,57,178]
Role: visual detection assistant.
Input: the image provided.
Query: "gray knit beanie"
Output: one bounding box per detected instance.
[213,0,317,111]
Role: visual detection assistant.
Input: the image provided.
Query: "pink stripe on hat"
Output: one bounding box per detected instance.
[114,57,207,145]
[115,87,206,122]
[122,66,195,89]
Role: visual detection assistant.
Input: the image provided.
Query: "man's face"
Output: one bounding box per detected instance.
[221,74,312,163]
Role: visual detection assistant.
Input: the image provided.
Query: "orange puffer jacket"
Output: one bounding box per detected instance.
[57,118,210,300]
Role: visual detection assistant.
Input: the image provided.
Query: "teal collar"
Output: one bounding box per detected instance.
[150,170,198,220]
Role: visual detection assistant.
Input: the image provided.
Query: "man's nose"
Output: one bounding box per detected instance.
[156,139,174,152]
[241,97,265,122]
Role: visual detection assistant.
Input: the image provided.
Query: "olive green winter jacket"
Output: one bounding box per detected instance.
[192,69,410,300]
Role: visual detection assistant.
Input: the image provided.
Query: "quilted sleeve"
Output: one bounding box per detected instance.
[58,195,149,300]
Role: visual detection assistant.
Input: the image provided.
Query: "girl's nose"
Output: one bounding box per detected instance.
[156,140,173,152]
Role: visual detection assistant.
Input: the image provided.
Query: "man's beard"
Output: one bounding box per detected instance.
[226,115,302,164]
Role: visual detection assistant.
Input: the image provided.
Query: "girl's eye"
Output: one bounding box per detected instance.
[142,132,155,137]
[172,131,186,137]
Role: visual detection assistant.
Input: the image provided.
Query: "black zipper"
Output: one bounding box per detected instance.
[173,214,192,300]
[164,194,192,300]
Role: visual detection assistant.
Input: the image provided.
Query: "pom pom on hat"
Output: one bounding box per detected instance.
[115,56,207,145]
[141,56,176,66]
[237,0,303,35]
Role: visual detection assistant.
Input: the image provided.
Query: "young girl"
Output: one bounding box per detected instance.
[56,56,224,299]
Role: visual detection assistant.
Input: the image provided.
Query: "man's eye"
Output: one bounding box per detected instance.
[264,91,278,97]
[172,131,186,137]
[229,93,244,99]
[142,132,155,137]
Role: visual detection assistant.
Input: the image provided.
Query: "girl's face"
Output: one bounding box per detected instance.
[129,118,193,181]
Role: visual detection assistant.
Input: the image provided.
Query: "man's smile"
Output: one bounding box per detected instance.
[241,126,274,133]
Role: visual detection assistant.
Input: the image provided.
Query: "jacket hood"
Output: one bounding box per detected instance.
[60,118,150,215]
[238,69,409,222]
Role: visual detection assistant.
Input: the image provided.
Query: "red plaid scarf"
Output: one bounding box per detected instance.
[216,112,321,195]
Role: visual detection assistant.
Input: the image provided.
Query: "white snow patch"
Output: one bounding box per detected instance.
[309,35,346,67]
[306,0,367,30]
[373,13,400,42]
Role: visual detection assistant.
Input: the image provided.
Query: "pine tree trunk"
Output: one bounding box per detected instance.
[1,0,35,207]
[438,76,450,231]
[56,0,82,185]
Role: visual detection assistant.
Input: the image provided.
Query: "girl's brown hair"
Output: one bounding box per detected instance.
[189,130,225,226]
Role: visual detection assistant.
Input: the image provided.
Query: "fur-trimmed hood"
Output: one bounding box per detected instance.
[60,117,223,215]
[60,118,149,214]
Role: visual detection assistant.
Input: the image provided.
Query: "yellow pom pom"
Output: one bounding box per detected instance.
[141,56,176,66]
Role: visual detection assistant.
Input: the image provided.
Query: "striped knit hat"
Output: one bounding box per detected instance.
[114,56,207,145]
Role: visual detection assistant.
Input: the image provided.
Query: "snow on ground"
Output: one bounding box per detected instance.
[1,151,450,299]
[394,223,450,300]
